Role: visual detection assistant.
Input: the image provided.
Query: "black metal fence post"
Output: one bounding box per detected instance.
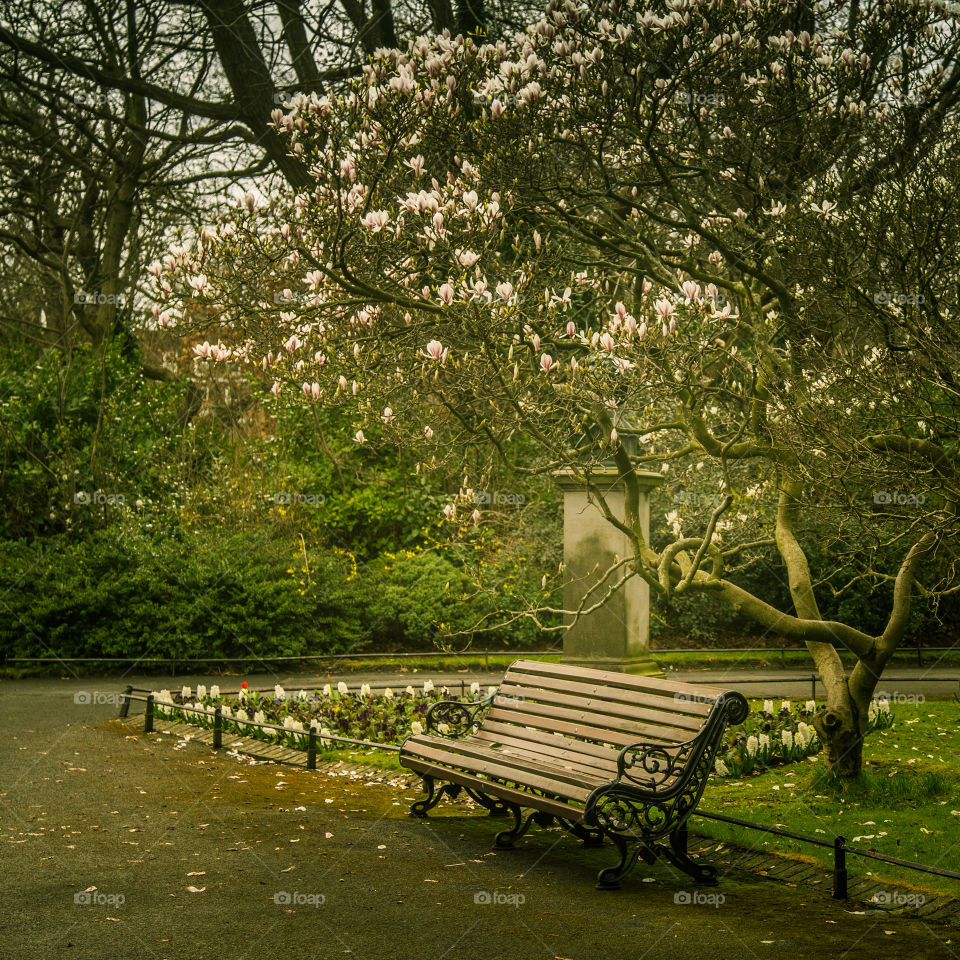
[144,695,154,733]
[119,684,133,718]
[307,727,317,770]
[833,836,848,899]
[213,707,222,750]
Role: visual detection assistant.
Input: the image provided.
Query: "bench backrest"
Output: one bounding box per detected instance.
[483,659,725,758]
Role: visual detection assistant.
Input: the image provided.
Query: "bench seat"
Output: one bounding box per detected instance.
[399,658,747,889]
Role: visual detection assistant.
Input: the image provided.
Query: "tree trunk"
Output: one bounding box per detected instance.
[812,695,865,779]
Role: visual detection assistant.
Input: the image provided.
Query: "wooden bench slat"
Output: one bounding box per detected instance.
[475,720,623,768]
[472,730,618,779]
[506,660,722,702]
[486,701,693,744]
[495,682,706,732]
[403,736,598,800]
[498,673,714,719]
[401,756,584,822]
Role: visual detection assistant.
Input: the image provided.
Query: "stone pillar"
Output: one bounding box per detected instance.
[554,467,663,675]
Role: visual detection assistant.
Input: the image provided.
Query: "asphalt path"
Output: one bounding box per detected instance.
[1,672,958,960]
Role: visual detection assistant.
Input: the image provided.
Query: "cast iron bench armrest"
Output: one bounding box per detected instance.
[424,693,496,738]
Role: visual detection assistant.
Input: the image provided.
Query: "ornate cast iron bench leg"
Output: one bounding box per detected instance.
[494,804,554,848]
[660,823,719,886]
[596,834,643,890]
[410,776,462,818]
[464,786,512,818]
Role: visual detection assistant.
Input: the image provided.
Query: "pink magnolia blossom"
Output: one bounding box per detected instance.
[382,406,394,424]
[437,283,455,305]
[540,353,555,373]
[311,382,321,399]
[495,281,514,301]
[599,332,615,352]
[654,299,674,319]
[271,381,281,396]
[443,503,456,520]
[425,339,445,360]
[682,280,701,301]
[424,426,434,440]
[457,250,479,267]
[354,430,365,444]
[471,509,481,526]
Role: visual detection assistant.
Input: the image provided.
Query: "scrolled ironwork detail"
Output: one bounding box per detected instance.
[424,694,494,738]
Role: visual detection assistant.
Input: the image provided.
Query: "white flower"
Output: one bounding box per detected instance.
[384,688,394,699]
[275,685,286,700]
[405,685,415,695]
[320,726,333,746]
[209,685,220,700]
[359,683,371,698]
[763,700,774,714]
[470,682,480,696]
[337,681,349,695]
[423,680,435,694]
[410,720,424,736]
[759,733,770,751]
[746,735,759,757]
[181,686,192,700]
[781,700,791,713]
[297,689,307,700]
[254,710,266,725]
[322,684,331,696]
[487,686,498,697]
[221,705,232,718]
[235,709,249,723]
[714,759,729,776]
[781,729,794,751]
[805,700,816,712]
[196,684,207,699]
[283,716,296,730]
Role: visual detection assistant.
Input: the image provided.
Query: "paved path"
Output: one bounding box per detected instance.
[1,674,959,959]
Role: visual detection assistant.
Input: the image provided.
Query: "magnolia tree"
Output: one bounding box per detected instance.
[160,0,960,777]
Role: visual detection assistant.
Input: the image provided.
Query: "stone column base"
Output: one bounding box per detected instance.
[560,653,664,677]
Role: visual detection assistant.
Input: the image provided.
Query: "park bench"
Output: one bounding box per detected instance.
[399,658,748,889]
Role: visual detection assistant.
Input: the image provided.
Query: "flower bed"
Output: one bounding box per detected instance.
[714,698,894,778]
[149,684,895,775]
[150,680,493,750]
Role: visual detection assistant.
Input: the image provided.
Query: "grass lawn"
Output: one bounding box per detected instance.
[694,699,960,896]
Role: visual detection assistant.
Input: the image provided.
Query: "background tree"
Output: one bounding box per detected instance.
[165,0,960,776]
